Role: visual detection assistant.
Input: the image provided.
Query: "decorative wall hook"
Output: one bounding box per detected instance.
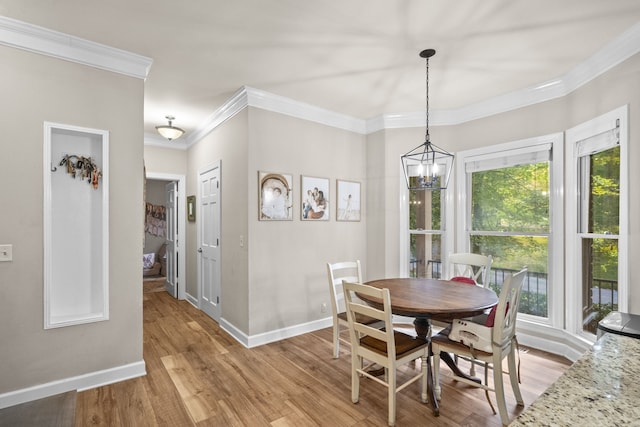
[56,154,102,189]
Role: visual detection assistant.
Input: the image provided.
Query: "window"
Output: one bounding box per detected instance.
[455,134,564,325]
[409,190,444,278]
[566,106,628,338]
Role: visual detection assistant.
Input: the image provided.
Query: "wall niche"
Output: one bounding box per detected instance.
[44,122,109,328]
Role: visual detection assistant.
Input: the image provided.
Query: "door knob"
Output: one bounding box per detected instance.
[197,248,202,253]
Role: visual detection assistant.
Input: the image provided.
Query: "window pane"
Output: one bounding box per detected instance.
[410,234,442,278]
[471,235,548,317]
[410,189,441,230]
[582,146,620,234]
[471,163,549,233]
[581,238,618,334]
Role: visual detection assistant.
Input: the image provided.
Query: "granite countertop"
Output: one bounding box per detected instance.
[511,333,640,426]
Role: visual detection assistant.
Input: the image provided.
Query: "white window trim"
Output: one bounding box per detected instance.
[400,162,455,278]
[451,133,564,330]
[565,105,629,340]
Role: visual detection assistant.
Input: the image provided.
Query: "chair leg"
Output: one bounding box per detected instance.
[508,348,524,406]
[351,353,360,403]
[388,367,397,426]
[492,353,509,426]
[333,323,340,358]
[421,355,428,403]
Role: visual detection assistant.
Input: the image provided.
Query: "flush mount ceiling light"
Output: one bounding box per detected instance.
[401,49,454,190]
[156,115,185,141]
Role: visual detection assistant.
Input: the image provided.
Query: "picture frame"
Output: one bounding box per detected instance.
[258,171,293,221]
[336,180,361,221]
[301,175,330,221]
[186,195,196,222]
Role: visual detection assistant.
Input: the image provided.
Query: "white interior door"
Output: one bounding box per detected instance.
[165,181,178,298]
[198,162,221,321]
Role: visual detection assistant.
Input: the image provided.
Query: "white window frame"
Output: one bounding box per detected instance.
[565,105,629,340]
[400,167,454,278]
[451,133,564,329]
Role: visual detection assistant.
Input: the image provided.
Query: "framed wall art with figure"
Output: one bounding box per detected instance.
[336,179,361,221]
[259,171,293,221]
[301,175,329,221]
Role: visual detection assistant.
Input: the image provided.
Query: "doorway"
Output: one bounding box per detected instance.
[145,172,186,300]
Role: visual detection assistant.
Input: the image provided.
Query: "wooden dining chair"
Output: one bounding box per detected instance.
[448,252,493,288]
[445,252,494,375]
[432,269,527,426]
[326,261,381,358]
[342,281,429,426]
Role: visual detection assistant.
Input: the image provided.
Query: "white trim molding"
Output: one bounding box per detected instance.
[220,317,333,349]
[0,361,146,410]
[0,16,152,80]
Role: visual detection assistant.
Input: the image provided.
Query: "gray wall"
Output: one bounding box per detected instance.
[179,107,368,337]
[247,108,367,336]
[0,45,144,393]
[186,109,250,332]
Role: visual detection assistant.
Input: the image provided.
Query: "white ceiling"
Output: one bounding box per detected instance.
[2,0,640,140]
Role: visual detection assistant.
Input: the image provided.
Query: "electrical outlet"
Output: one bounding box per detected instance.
[0,244,12,262]
[321,302,327,313]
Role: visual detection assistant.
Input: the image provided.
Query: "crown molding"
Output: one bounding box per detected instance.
[245,86,367,134]
[184,87,249,146]
[151,86,369,149]
[0,16,152,79]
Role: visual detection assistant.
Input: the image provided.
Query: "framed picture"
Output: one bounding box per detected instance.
[301,175,330,221]
[336,180,361,221]
[186,195,196,222]
[258,171,293,221]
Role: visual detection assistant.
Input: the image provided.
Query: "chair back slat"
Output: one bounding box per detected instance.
[448,252,493,287]
[327,261,362,314]
[492,268,527,347]
[343,281,395,354]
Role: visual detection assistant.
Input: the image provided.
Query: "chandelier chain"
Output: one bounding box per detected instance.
[425,55,430,142]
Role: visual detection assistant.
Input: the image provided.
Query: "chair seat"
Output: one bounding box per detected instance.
[338,311,380,325]
[361,331,428,359]
[432,328,493,357]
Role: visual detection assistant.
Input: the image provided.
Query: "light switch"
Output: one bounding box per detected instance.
[0,244,12,262]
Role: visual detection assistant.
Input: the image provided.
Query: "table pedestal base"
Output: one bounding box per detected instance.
[414,318,482,416]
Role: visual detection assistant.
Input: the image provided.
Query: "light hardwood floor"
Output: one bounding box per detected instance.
[75,291,570,426]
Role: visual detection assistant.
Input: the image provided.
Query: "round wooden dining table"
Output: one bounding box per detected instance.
[361,277,499,416]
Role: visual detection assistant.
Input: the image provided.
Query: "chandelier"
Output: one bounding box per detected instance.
[401,49,454,190]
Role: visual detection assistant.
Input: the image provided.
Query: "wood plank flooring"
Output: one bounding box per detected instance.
[75,291,571,426]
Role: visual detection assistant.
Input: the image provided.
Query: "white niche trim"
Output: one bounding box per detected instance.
[43,122,109,329]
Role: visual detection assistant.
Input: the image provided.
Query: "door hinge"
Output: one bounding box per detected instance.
[216,296,220,304]
[216,238,219,246]
[217,181,219,189]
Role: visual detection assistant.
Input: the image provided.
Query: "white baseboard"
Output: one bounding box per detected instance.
[220,316,333,348]
[0,360,146,410]
[516,320,592,362]
[185,292,198,308]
